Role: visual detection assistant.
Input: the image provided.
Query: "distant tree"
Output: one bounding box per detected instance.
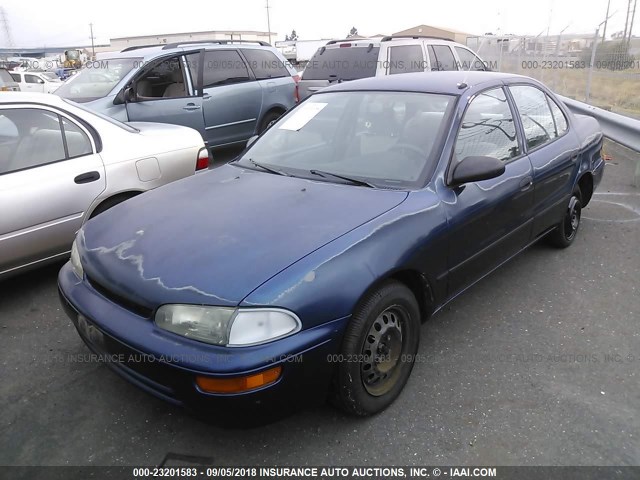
[347,27,358,38]
[285,29,298,41]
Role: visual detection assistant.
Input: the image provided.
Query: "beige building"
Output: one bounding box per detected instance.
[393,25,471,45]
[108,30,276,51]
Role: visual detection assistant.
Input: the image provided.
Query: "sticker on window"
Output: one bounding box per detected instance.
[279,103,328,131]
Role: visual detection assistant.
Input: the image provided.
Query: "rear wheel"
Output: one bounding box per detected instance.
[331,280,420,416]
[548,187,582,248]
[89,193,138,219]
[258,111,283,134]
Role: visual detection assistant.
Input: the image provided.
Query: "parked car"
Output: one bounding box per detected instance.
[55,40,298,150]
[10,70,63,93]
[298,35,488,100]
[58,72,604,417]
[0,92,209,279]
[0,68,20,92]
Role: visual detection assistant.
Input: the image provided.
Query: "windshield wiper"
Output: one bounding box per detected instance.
[309,169,375,188]
[247,159,290,176]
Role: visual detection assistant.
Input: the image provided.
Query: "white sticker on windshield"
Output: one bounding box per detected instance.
[278,102,328,131]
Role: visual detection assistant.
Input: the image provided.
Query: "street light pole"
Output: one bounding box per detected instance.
[602,0,611,43]
[89,23,96,60]
[265,0,272,45]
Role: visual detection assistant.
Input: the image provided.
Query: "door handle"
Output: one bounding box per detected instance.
[519,176,533,190]
[74,171,100,184]
[183,103,202,111]
[202,93,211,100]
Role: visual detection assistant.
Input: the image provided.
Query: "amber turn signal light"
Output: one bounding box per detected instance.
[196,365,282,394]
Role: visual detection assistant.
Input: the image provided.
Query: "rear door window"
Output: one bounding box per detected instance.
[303,46,380,81]
[241,49,290,79]
[429,45,458,71]
[509,85,558,149]
[455,47,486,71]
[202,50,251,87]
[388,45,425,75]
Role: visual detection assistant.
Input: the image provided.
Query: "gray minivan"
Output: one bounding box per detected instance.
[55,41,298,149]
[0,68,20,92]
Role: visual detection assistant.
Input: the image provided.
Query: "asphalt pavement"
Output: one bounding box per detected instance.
[1,141,638,468]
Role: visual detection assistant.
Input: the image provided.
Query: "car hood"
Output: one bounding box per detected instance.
[79,165,408,311]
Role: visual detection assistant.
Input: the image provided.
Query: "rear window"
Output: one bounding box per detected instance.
[303,46,380,81]
[241,49,290,79]
[0,69,14,82]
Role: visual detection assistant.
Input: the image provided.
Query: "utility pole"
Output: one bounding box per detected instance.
[0,7,14,48]
[623,0,632,42]
[602,0,611,43]
[629,0,637,45]
[265,0,272,45]
[89,23,96,59]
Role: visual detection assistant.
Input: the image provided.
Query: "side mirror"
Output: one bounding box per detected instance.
[246,135,259,148]
[451,156,505,186]
[124,87,135,103]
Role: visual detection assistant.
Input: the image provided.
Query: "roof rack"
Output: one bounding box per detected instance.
[121,44,165,52]
[325,38,373,45]
[161,39,271,50]
[380,35,455,43]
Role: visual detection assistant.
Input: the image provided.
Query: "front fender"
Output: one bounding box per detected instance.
[241,189,449,329]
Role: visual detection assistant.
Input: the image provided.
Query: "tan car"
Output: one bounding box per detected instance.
[0,92,209,279]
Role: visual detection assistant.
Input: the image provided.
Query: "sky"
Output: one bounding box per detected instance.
[0,0,637,47]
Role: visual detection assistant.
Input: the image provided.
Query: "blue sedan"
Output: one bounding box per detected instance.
[58,71,604,417]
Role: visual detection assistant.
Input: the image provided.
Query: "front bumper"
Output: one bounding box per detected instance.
[58,263,349,415]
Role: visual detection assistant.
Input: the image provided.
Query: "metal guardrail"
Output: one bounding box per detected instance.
[559,95,640,153]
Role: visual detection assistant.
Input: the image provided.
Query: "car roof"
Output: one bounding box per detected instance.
[105,43,278,61]
[0,91,69,105]
[319,71,532,96]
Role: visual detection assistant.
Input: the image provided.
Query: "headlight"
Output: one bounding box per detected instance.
[155,305,300,347]
[70,239,84,279]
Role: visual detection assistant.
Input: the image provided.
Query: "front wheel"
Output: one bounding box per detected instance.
[548,188,582,248]
[331,280,421,416]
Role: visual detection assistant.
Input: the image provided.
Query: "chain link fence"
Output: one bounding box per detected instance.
[468,35,640,119]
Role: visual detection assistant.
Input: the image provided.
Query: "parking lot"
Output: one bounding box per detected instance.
[1,140,638,467]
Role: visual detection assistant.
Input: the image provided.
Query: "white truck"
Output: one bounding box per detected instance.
[275,39,331,69]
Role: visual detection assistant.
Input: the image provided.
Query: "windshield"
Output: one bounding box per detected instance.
[0,69,13,82]
[62,98,139,133]
[303,46,380,81]
[236,91,455,188]
[55,58,140,102]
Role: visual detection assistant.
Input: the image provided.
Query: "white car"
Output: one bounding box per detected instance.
[0,92,209,279]
[9,71,63,94]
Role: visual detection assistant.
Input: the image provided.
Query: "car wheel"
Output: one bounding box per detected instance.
[332,280,420,416]
[259,111,282,133]
[548,187,582,248]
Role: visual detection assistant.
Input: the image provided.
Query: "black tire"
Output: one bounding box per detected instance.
[548,187,583,248]
[331,280,421,416]
[89,194,137,219]
[258,111,282,134]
